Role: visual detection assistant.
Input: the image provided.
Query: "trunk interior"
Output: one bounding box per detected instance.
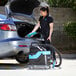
[14,21,41,38]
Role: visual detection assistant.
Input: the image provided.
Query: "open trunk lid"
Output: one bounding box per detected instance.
[10,0,40,15]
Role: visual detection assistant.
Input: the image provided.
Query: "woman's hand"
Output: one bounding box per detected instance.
[47,23,53,42]
[25,32,33,37]
[47,36,51,41]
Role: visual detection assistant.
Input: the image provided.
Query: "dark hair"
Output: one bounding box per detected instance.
[40,7,49,16]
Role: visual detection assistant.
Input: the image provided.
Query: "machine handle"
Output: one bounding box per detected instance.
[26,32,37,38]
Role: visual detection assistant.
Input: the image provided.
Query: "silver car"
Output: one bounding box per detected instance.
[0,0,41,63]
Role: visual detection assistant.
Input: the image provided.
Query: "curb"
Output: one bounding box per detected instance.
[61,54,76,59]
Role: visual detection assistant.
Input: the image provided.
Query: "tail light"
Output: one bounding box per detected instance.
[18,45,28,47]
[0,24,16,31]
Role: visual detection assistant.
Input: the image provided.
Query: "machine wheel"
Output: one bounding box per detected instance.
[54,49,62,67]
[16,52,29,64]
[45,44,62,67]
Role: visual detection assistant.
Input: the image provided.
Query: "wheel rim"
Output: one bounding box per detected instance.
[17,53,28,62]
[55,51,62,67]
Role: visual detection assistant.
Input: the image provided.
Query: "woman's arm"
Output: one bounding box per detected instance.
[32,21,40,33]
[49,23,53,37]
[47,23,53,41]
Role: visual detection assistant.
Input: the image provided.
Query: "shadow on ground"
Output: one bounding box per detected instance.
[0,63,27,70]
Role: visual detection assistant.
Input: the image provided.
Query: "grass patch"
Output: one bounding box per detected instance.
[64,21,76,40]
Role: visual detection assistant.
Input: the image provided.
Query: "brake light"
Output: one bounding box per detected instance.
[0,24,10,31]
[18,45,28,47]
[0,24,16,31]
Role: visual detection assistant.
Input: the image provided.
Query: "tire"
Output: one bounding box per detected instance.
[46,44,62,67]
[16,52,29,64]
[54,49,62,67]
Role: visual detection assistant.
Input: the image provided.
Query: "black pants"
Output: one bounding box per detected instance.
[43,36,56,60]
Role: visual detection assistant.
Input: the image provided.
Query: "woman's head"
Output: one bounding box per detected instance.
[40,7,49,17]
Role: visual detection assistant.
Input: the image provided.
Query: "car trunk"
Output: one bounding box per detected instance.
[9,0,40,38]
[14,21,34,37]
[15,21,41,38]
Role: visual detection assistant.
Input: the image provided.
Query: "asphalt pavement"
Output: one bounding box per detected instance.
[0,58,76,76]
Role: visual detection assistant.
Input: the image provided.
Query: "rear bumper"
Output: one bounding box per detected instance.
[0,30,18,40]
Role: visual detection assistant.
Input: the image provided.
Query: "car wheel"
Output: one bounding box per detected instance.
[16,52,29,64]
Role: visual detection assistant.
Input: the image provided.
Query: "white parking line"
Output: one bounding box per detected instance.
[0,59,18,64]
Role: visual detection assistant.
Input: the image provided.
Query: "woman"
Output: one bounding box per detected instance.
[32,6,53,44]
